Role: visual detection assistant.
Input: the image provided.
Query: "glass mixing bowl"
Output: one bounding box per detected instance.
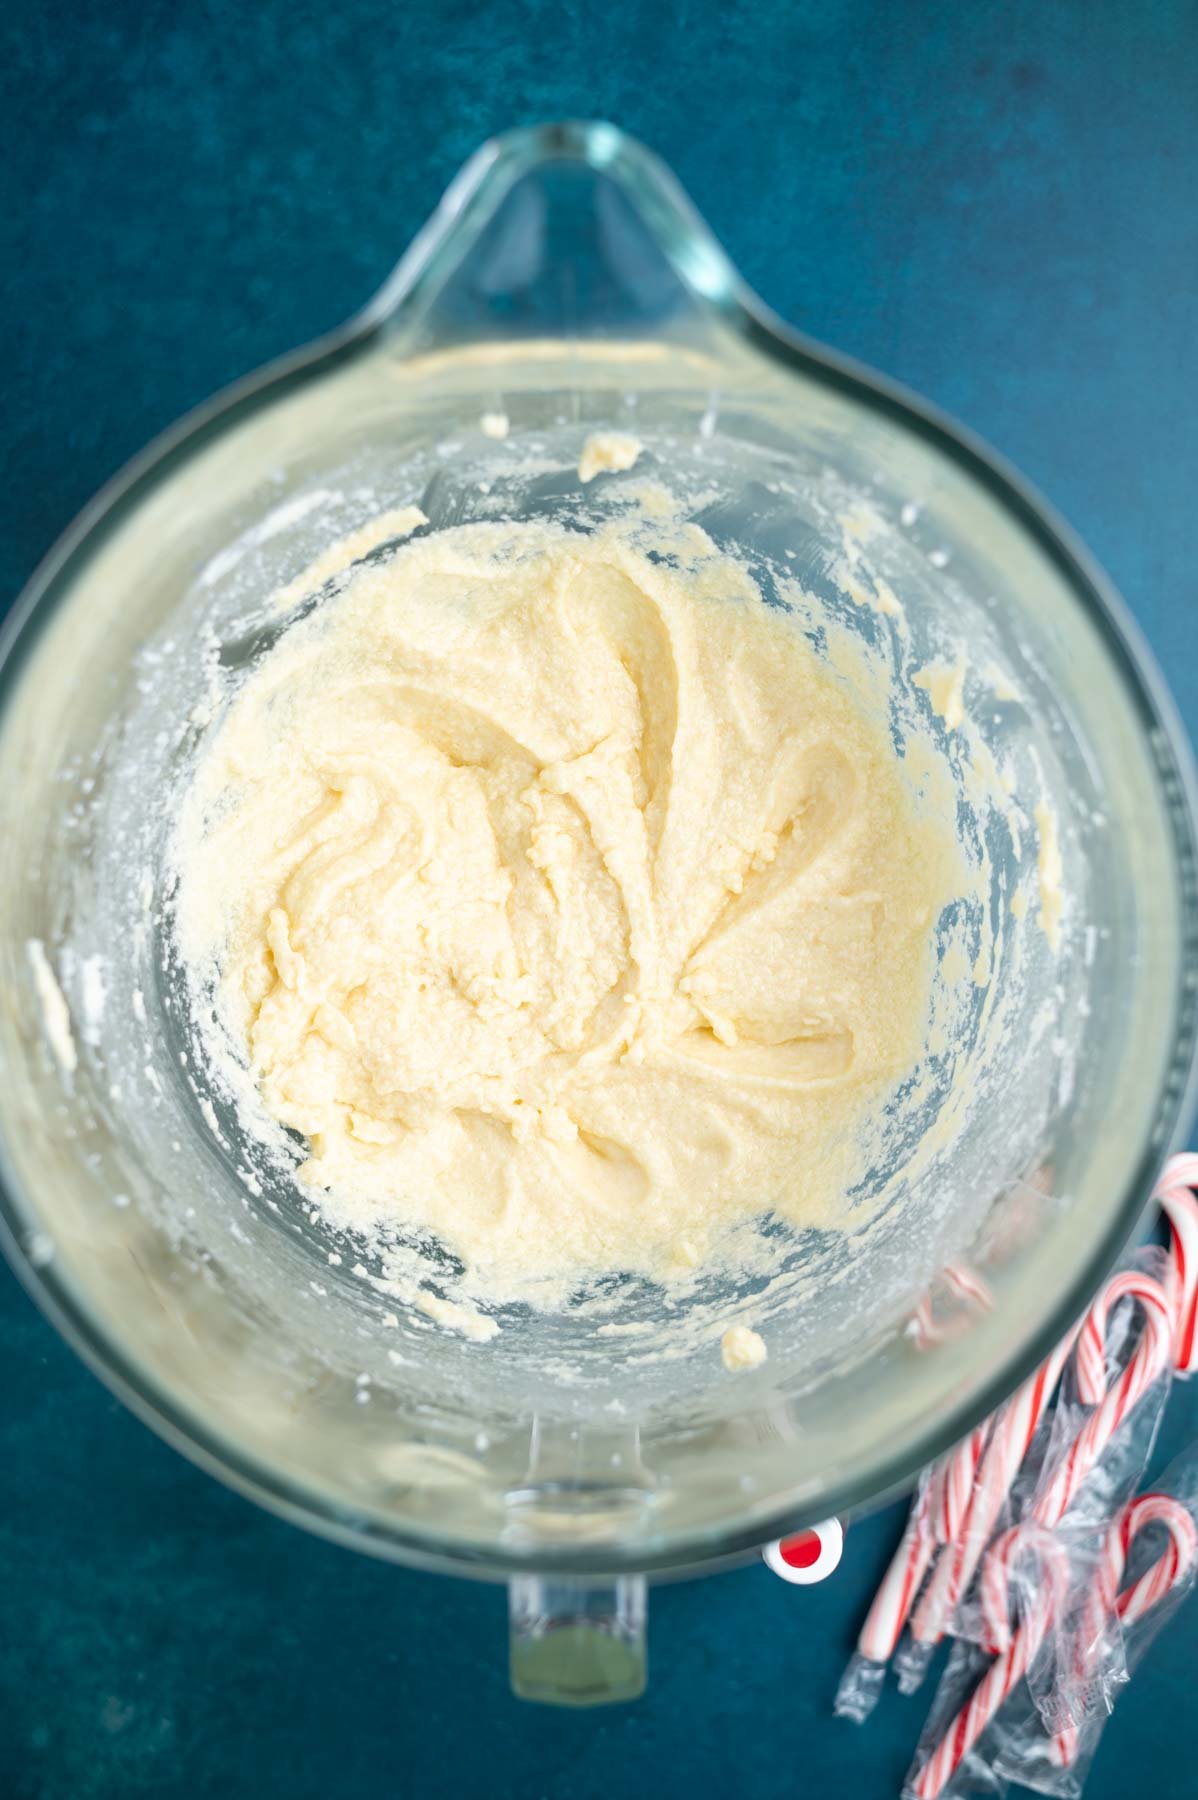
[2,122,1196,1703]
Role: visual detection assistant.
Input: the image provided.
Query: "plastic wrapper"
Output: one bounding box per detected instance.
[891,1264,1140,1700]
[891,1376,1064,1700]
[903,1523,1075,1800]
[834,1649,887,1725]
[987,1441,1198,1798]
[948,1247,1169,1662]
[899,1251,1177,1798]
[843,1245,1176,1766]
[892,1626,936,1697]
[1014,1246,1173,1733]
[835,1459,943,1722]
[894,1426,1045,1696]
[904,1637,1015,1798]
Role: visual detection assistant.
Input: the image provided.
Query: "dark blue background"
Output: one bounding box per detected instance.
[2,3,1197,1795]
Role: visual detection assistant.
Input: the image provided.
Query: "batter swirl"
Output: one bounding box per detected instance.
[175,516,959,1306]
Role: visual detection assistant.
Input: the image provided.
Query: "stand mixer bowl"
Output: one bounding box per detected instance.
[1,122,1196,1703]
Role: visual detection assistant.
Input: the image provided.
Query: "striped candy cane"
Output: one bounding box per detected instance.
[911,1264,994,1350]
[1111,1496,1197,1620]
[1030,1272,1173,1530]
[914,1265,1169,1655]
[910,1294,939,1352]
[856,1474,941,1665]
[944,1263,994,1312]
[855,1427,988,1668]
[1156,1155,1198,1375]
[1050,1491,1197,1766]
[839,1433,992,1721]
[912,1525,1071,1800]
[933,1423,991,1548]
[910,1328,1078,1651]
[1072,1275,1134,1406]
[837,1471,945,1721]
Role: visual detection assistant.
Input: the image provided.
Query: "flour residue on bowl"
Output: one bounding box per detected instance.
[171,499,977,1323]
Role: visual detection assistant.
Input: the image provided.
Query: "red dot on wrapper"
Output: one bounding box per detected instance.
[779,1530,822,1569]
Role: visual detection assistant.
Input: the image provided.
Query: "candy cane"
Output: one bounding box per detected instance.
[943,1263,994,1313]
[933,1423,990,1547]
[1157,1151,1198,1191]
[1050,1492,1197,1765]
[910,1293,940,1352]
[910,1264,993,1351]
[911,1328,1078,1650]
[915,1266,1171,1652]
[838,1469,947,1719]
[1156,1155,1198,1375]
[912,1525,1071,1800]
[1030,1272,1172,1530]
[1116,1495,1198,1623]
[856,1476,941,1664]
[1073,1279,1129,1406]
[840,1443,985,1724]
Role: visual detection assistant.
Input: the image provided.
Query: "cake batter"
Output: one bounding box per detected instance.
[174,513,962,1312]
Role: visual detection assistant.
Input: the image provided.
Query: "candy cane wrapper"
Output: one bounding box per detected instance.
[1013,1246,1173,1733]
[914,1402,1058,1667]
[833,1651,887,1726]
[950,1247,1170,1663]
[835,1458,945,1722]
[903,1528,1074,1800]
[986,1443,1198,1798]
[901,1251,1175,1799]
[893,1364,1065,1698]
[903,1637,1015,1798]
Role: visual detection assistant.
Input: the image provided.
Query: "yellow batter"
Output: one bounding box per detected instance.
[176,514,960,1309]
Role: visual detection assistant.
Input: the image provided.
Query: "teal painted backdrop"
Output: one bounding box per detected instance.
[2,2,1197,1795]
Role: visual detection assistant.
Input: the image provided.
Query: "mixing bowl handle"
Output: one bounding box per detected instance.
[508,1573,647,1706]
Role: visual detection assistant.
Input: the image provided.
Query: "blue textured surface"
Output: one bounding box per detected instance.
[2,3,1198,1796]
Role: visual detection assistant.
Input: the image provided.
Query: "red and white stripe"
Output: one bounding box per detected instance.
[1115,1494,1198,1624]
[1031,1273,1172,1530]
[857,1470,943,1662]
[910,1293,940,1351]
[932,1423,990,1548]
[1155,1155,1198,1375]
[855,1424,991,1666]
[912,1526,1071,1800]
[1050,1491,1197,1766]
[943,1263,995,1313]
[976,1525,1024,1657]
[864,1153,1195,1706]
[911,1329,1077,1648]
[1073,1280,1125,1405]
[910,1264,994,1350]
